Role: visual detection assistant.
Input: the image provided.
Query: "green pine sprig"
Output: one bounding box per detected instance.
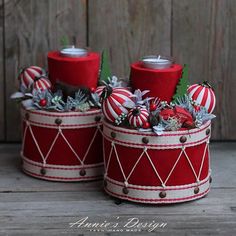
[60,36,69,47]
[172,64,189,102]
[99,49,112,84]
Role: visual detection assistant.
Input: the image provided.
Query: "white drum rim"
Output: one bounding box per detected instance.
[103,119,211,137]
[103,120,211,149]
[21,154,104,182]
[104,175,210,204]
[21,106,102,129]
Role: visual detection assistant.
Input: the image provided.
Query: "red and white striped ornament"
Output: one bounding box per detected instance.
[95,86,105,97]
[101,87,133,124]
[33,77,52,91]
[188,82,216,114]
[127,107,149,128]
[18,66,44,90]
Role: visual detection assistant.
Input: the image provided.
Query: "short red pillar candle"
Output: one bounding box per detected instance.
[130,61,183,103]
[47,50,100,89]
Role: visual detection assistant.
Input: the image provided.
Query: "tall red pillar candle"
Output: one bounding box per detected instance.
[47,50,100,89]
[130,60,183,102]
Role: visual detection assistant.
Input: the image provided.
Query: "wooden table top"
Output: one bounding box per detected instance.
[0,143,235,236]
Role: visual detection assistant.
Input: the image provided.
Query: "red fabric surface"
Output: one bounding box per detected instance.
[130,62,183,102]
[47,51,100,89]
[23,122,103,165]
[104,139,209,186]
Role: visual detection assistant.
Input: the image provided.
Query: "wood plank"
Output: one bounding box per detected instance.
[172,0,236,140]
[0,0,4,141]
[4,0,87,141]
[0,189,235,235]
[0,143,235,235]
[88,0,171,77]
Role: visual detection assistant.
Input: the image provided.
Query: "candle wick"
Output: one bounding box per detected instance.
[72,45,75,48]
[157,55,161,61]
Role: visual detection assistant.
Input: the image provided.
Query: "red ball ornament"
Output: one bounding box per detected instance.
[33,77,52,91]
[18,66,44,90]
[150,102,157,112]
[90,87,96,93]
[142,121,151,129]
[101,87,133,124]
[127,107,149,128]
[39,99,47,107]
[194,105,201,112]
[188,81,216,114]
[95,85,105,97]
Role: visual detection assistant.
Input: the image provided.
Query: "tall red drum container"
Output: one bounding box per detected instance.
[130,62,182,102]
[103,120,212,204]
[21,107,103,181]
[48,51,100,89]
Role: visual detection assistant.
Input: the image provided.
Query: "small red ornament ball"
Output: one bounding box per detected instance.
[150,102,157,112]
[39,99,47,107]
[194,105,201,112]
[142,121,151,129]
[90,87,96,93]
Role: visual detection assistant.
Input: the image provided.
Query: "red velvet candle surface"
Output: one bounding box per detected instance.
[48,51,100,89]
[130,62,183,102]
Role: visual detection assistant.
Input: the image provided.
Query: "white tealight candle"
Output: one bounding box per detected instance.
[141,55,173,69]
[60,45,88,57]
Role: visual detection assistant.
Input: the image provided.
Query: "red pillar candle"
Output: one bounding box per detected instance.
[47,50,100,89]
[130,59,183,102]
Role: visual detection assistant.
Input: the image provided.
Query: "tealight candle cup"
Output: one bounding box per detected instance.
[141,55,173,69]
[60,45,88,58]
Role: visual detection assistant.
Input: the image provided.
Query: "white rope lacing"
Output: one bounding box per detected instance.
[183,149,200,183]
[22,121,101,169]
[163,146,185,186]
[105,137,210,189]
[21,121,29,153]
[197,141,208,180]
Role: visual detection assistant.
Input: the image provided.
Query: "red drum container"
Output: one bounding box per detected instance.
[102,120,212,204]
[47,51,100,89]
[21,107,103,181]
[130,62,183,102]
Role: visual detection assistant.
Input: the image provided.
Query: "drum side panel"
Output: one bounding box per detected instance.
[104,138,210,187]
[23,123,103,166]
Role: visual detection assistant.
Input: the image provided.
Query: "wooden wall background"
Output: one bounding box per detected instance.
[0,0,235,141]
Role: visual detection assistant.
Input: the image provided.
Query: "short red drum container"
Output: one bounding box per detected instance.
[21,107,103,181]
[102,120,212,204]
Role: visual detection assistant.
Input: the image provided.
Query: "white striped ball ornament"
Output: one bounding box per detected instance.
[95,86,105,97]
[18,66,44,90]
[33,77,52,91]
[127,107,149,128]
[187,81,216,114]
[101,87,133,124]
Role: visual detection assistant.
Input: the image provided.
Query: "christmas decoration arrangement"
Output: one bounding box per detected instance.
[99,64,215,134]
[12,46,216,204]
[11,46,110,182]
[101,55,216,204]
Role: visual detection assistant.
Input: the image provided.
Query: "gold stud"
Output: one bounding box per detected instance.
[180,136,187,143]
[55,118,62,125]
[194,186,200,194]
[123,187,129,194]
[95,116,101,122]
[206,128,211,135]
[111,131,116,139]
[142,137,149,144]
[40,168,46,176]
[79,169,86,176]
[159,191,167,198]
